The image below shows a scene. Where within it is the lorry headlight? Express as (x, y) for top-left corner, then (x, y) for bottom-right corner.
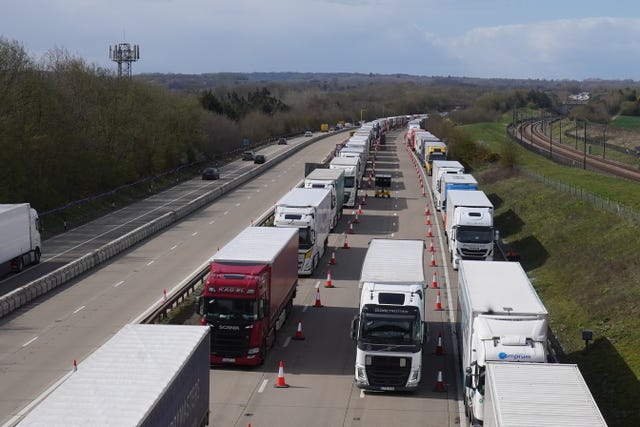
(356, 366), (368, 384)
(406, 369), (421, 387)
(247, 347), (260, 355)
(304, 250), (312, 259)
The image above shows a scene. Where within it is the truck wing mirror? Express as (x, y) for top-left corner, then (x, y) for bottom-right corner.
(194, 296), (203, 315)
(350, 315), (359, 341)
(464, 367), (474, 389)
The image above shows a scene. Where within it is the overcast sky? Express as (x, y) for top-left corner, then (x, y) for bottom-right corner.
(3, 0), (640, 80)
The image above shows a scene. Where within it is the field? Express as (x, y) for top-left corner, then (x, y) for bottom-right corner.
(466, 121), (640, 427)
(611, 115), (640, 130)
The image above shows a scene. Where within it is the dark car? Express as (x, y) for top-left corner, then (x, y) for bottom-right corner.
(242, 150), (255, 161)
(201, 167), (220, 180)
(253, 154), (266, 164)
(277, 137), (287, 145)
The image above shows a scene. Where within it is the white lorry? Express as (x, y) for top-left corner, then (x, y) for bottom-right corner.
(18, 324), (210, 426)
(330, 156), (360, 208)
(431, 160), (465, 208)
(304, 168), (345, 230)
(458, 260), (549, 426)
(438, 173), (478, 212)
(444, 190), (495, 270)
(339, 145), (367, 182)
(352, 239), (427, 391)
(484, 362), (607, 427)
(0, 203), (41, 271)
(274, 187), (332, 275)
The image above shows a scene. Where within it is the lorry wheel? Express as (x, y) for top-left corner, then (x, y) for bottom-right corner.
(34, 248), (41, 264)
(16, 257), (24, 272)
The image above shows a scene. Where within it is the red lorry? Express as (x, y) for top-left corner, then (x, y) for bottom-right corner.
(196, 226), (298, 366)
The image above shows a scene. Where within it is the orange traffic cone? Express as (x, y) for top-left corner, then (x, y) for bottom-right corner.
(429, 238), (435, 253)
(353, 212), (360, 224)
(73, 359), (77, 372)
(427, 225), (433, 237)
(325, 269), (334, 288)
(348, 222), (355, 234)
(430, 252), (437, 267)
(313, 288), (323, 308)
(434, 368), (446, 392)
(422, 187), (426, 197)
(292, 320), (305, 340)
(329, 249), (337, 265)
(274, 360), (290, 388)
(425, 205), (431, 216)
(435, 290), (443, 310)
(357, 204), (363, 215)
(432, 271), (438, 288)
(426, 216), (431, 226)
(435, 332), (444, 355)
(343, 233), (350, 249)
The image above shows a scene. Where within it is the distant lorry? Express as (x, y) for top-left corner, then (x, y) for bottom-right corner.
(197, 227), (298, 366)
(330, 156), (360, 208)
(438, 173), (478, 212)
(483, 362), (607, 427)
(352, 239), (427, 391)
(444, 190), (495, 269)
(321, 123), (329, 132)
(431, 160), (465, 207)
(304, 168), (345, 230)
(274, 188), (331, 275)
(423, 140), (447, 176)
(19, 324), (210, 426)
(0, 203), (41, 271)
(458, 260), (549, 426)
(339, 145), (367, 182)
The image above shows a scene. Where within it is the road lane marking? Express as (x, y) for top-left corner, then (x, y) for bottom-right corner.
(22, 337), (38, 347)
(257, 379), (268, 393)
(302, 304), (309, 313)
(73, 305), (86, 314)
(192, 232), (198, 237)
(209, 220), (215, 224)
(170, 245), (178, 250)
(114, 280), (124, 288)
(146, 260), (155, 266)
(283, 336), (291, 348)
(360, 389), (365, 398)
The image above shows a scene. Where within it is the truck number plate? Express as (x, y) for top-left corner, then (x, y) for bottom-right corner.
(381, 387), (395, 391)
(222, 358), (236, 363)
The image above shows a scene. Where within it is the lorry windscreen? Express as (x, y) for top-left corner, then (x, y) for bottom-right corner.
(457, 226), (493, 244)
(344, 176), (355, 188)
(360, 313), (421, 345)
(204, 297), (257, 321)
(429, 152), (447, 161)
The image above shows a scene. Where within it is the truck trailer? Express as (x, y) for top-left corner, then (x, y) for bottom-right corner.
(330, 156), (360, 208)
(484, 362), (607, 426)
(458, 260), (549, 426)
(438, 173), (478, 212)
(444, 190), (495, 270)
(18, 324), (210, 426)
(274, 188), (331, 275)
(197, 226), (298, 366)
(0, 203), (41, 272)
(352, 239), (427, 391)
(431, 160), (465, 205)
(304, 168), (345, 230)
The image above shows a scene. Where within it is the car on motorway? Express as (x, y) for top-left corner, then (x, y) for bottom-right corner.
(201, 167), (220, 180)
(253, 154), (266, 164)
(277, 137), (287, 145)
(242, 150), (255, 161)
(304, 131), (313, 137)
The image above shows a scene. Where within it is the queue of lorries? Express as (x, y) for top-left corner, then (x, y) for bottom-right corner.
(11, 115), (606, 426)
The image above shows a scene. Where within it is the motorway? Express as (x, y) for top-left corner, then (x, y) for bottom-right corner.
(1, 129), (465, 426)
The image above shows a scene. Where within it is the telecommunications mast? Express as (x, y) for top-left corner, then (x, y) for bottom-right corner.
(109, 43), (140, 78)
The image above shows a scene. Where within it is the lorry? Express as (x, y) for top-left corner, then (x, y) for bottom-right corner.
(431, 160), (465, 206)
(339, 145), (367, 182)
(274, 188), (331, 275)
(197, 226), (298, 366)
(483, 362), (607, 427)
(458, 260), (549, 426)
(351, 239), (427, 391)
(0, 203), (41, 272)
(444, 190), (495, 270)
(304, 168), (345, 230)
(330, 156), (360, 208)
(18, 324), (210, 426)
(438, 173), (478, 212)
(423, 139), (447, 176)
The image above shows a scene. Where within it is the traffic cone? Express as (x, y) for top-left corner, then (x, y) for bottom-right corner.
(435, 332), (444, 355)
(353, 212), (360, 224)
(274, 360), (290, 388)
(329, 249), (337, 265)
(313, 288), (323, 307)
(348, 222), (355, 234)
(292, 320), (305, 340)
(343, 233), (350, 249)
(73, 359), (77, 372)
(427, 225), (433, 237)
(425, 205), (431, 216)
(435, 290), (443, 310)
(163, 289), (167, 303)
(434, 368), (446, 392)
(325, 269), (334, 288)
(357, 204), (363, 215)
(429, 238), (435, 253)
(422, 187), (426, 197)
(426, 216), (431, 226)
(432, 271), (438, 288)
(430, 252), (437, 267)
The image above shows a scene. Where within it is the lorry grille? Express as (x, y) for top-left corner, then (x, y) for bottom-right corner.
(460, 248), (489, 258)
(366, 356), (410, 387)
(210, 329), (250, 357)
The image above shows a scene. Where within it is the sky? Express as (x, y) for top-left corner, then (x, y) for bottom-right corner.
(3, 0), (640, 80)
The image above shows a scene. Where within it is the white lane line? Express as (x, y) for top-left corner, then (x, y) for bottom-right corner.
(224, 210), (230, 215)
(146, 260), (155, 266)
(282, 336), (291, 348)
(170, 245), (178, 250)
(192, 232), (198, 237)
(302, 304), (309, 313)
(209, 220), (215, 225)
(22, 336), (38, 347)
(73, 305), (86, 314)
(257, 379), (269, 393)
(315, 281), (320, 289)
(114, 280), (124, 288)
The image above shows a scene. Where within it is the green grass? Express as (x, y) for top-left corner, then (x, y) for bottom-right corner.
(611, 115), (640, 130)
(465, 121), (640, 427)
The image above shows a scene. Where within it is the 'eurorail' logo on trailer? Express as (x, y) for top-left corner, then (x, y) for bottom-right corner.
(498, 352), (533, 361)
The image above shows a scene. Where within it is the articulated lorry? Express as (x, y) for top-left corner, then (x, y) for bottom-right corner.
(0, 203), (41, 272)
(274, 188), (331, 275)
(458, 260), (549, 426)
(431, 160), (464, 201)
(304, 168), (345, 230)
(19, 324), (210, 426)
(438, 173), (478, 212)
(352, 239), (427, 391)
(445, 190), (495, 270)
(330, 156), (360, 208)
(484, 362), (607, 427)
(339, 145), (367, 182)
(197, 226), (298, 366)
(424, 140), (447, 176)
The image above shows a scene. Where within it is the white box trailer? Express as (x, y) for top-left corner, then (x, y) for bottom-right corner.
(431, 160), (464, 203)
(484, 362), (607, 426)
(18, 324), (210, 426)
(0, 203), (41, 271)
(330, 156), (361, 208)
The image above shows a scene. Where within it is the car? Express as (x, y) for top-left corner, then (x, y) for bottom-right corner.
(253, 154), (266, 164)
(201, 167), (220, 180)
(242, 150), (255, 161)
(304, 131), (313, 137)
(277, 137), (287, 145)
